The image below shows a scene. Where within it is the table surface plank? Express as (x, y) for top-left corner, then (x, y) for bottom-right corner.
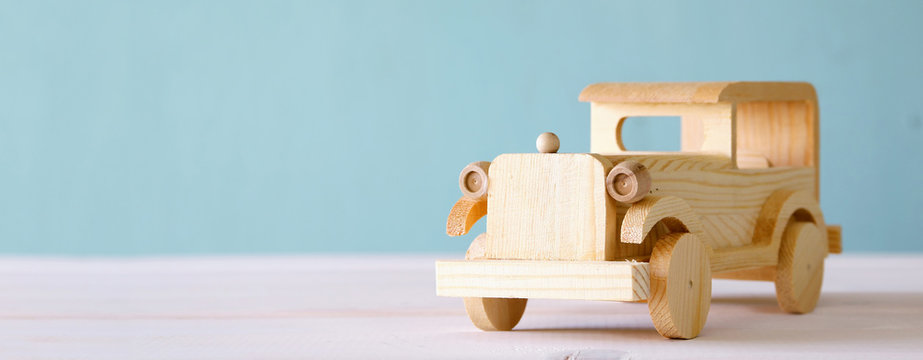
(0, 254), (921, 359)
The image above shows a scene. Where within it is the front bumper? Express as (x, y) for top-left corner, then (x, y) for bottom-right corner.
(435, 259), (650, 302)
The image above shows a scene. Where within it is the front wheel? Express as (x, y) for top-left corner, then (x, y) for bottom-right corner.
(648, 233), (712, 339)
(463, 297), (527, 331)
(775, 221), (826, 313)
(461, 235), (526, 331)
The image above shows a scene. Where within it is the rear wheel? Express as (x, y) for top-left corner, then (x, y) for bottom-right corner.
(775, 221), (826, 313)
(463, 297), (527, 331)
(648, 233), (711, 339)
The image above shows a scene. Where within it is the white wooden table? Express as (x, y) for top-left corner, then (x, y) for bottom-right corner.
(0, 254), (920, 359)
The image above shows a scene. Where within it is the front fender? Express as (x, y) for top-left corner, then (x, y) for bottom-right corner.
(446, 197), (487, 236)
(621, 196), (709, 247)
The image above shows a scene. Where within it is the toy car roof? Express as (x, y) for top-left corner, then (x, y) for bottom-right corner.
(578, 82), (816, 104)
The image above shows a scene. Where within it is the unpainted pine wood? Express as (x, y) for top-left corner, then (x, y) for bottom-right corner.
(485, 153), (615, 261)
(606, 202), (663, 260)
(601, 154), (733, 259)
(579, 82), (818, 105)
(681, 115), (706, 152)
(736, 150), (771, 169)
(736, 101), (819, 196)
(446, 197), (487, 236)
(483, 152), (740, 261)
(827, 225), (843, 254)
(714, 224), (842, 281)
(436, 260), (650, 301)
(599, 153), (734, 171)
(583, 81), (820, 198)
(459, 161), (491, 200)
(483, 151), (816, 264)
(613, 216), (670, 261)
(458, 81), (831, 275)
(605, 153), (815, 251)
(605, 160), (651, 203)
(713, 265), (776, 281)
(648, 233), (711, 339)
(591, 103), (734, 161)
(651, 166), (814, 250)
(775, 221), (826, 313)
(645, 166), (815, 219)
(466, 233), (488, 260)
(710, 190), (827, 273)
(535, 132), (560, 153)
(699, 214), (759, 250)
(620, 196), (708, 246)
(463, 297), (527, 331)
(619, 189), (826, 274)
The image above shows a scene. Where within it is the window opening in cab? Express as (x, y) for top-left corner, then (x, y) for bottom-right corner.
(618, 116), (681, 152)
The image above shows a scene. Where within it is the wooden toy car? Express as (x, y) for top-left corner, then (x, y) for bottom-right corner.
(435, 82), (842, 339)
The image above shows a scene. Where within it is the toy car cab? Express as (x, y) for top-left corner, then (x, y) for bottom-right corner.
(435, 82), (842, 339)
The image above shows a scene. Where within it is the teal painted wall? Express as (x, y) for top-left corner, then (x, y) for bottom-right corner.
(1, 0), (920, 254)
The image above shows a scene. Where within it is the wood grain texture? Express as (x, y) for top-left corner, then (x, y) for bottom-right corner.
(463, 297), (527, 331)
(585, 81), (821, 198)
(481, 151), (823, 271)
(620, 196), (707, 246)
(591, 103), (734, 159)
(605, 160), (651, 203)
(827, 225), (843, 254)
(648, 233), (711, 339)
(709, 190), (827, 273)
(737, 101), (815, 167)
(775, 222), (826, 313)
(465, 233), (488, 260)
(579, 82), (817, 105)
(459, 161), (491, 200)
(737, 101), (819, 194)
(736, 150), (771, 169)
(436, 260), (650, 301)
(599, 153), (734, 171)
(650, 166), (815, 249)
(603, 154), (815, 253)
(485, 153), (614, 261)
(713, 265), (776, 281)
(618, 188), (828, 275)
(446, 197), (487, 236)
(439, 82), (840, 339)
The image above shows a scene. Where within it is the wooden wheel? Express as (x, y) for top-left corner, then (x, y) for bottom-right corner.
(775, 221), (826, 314)
(463, 297), (527, 331)
(648, 233), (711, 339)
(462, 235), (527, 331)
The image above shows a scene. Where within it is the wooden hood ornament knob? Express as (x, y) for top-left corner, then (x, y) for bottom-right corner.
(536, 132), (560, 153)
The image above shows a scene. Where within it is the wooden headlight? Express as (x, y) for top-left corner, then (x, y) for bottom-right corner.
(606, 160), (651, 203)
(459, 161), (490, 200)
